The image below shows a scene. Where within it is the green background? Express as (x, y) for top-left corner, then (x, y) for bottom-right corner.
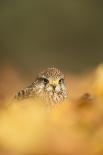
(0, 0), (103, 73)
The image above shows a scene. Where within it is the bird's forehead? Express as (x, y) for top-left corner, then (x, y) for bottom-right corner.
(38, 68), (64, 79)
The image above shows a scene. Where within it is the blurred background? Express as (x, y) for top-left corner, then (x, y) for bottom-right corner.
(1, 2), (103, 155)
(0, 0), (103, 74)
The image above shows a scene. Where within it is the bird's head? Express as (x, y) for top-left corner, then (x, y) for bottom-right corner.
(36, 67), (67, 103)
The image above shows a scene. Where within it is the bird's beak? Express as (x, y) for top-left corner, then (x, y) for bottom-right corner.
(49, 80), (58, 86)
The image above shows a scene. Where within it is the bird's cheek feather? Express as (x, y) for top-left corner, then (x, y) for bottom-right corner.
(46, 85), (52, 91)
(61, 84), (66, 90)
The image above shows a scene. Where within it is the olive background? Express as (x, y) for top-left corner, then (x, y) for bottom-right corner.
(0, 0), (103, 74)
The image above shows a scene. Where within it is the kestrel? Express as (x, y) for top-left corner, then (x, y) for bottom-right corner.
(15, 67), (68, 104)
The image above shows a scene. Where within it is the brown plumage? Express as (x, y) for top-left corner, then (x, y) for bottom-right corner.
(15, 67), (68, 104)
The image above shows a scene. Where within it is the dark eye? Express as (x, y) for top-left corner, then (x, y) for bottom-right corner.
(43, 78), (49, 84)
(59, 78), (64, 84)
(40, 78), (49, 84)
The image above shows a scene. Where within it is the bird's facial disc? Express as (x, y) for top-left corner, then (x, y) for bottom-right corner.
(40, 76), (66, 93)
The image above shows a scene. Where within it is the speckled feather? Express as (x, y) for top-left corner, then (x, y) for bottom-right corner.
(15, 67), (67, 104)
(38, 67), (64, 79)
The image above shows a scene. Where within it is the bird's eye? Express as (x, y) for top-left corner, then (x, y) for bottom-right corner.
(42, 78), (49, 84)
(59, 78), (64, 84)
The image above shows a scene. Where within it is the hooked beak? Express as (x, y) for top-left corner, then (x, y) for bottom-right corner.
(49, 79), (58, 86)
(49, 80), (59, 90)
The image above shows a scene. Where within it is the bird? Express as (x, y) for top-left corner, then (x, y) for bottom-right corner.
(15, 67), (68, 104)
